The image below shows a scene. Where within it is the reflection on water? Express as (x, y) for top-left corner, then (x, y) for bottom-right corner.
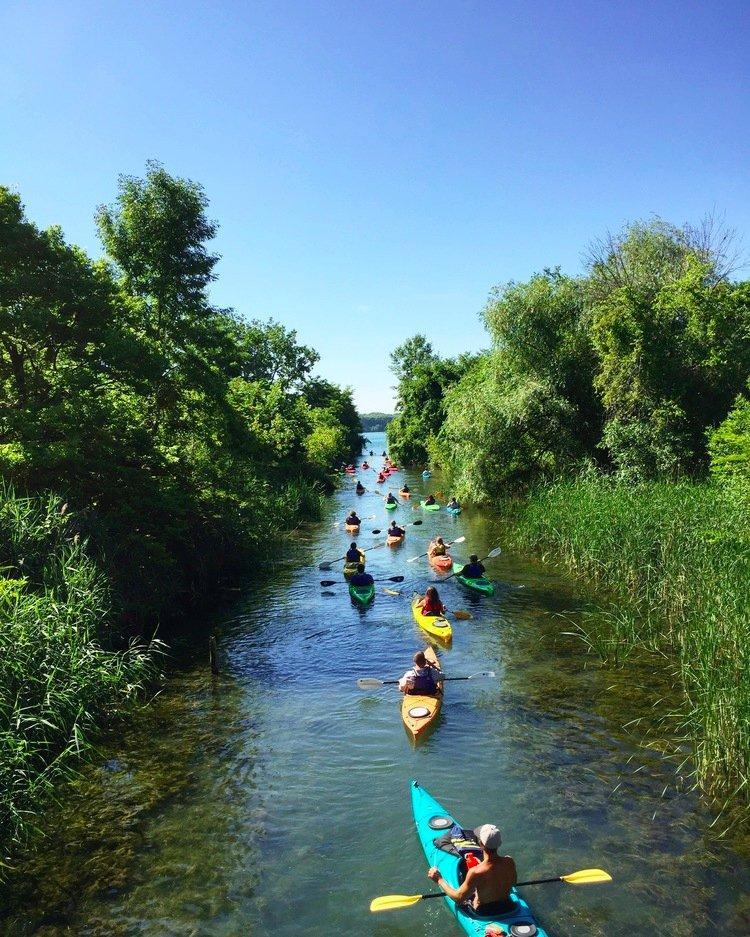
(2, 434), (750, 936)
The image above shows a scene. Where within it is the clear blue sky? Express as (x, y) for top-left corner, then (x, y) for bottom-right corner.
(2, 1), (748, 411)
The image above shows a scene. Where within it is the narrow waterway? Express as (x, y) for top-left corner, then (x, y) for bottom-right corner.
(3, 433), (749, 936)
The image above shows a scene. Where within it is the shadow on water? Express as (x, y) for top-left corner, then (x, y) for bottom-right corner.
(2, 433), (750, 935)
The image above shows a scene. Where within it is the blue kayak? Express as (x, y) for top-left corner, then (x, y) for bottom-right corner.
(446, 505), (462, 515)
(422, 470), (432, 478)
(410, 780), (549, 936)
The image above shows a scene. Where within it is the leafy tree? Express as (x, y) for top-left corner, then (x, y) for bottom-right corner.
(708, 384), (750, 483)
(591, 257), (750, 477)
(389, 334), (436, 386)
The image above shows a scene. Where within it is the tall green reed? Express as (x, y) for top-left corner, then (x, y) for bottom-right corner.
(0, 486), (160, 855)
(503, 476), (750, 807)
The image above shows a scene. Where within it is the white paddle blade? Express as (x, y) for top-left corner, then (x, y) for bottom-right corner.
(468, 670), (496, 680)
(357, 678), (385, 689)
(407, 555), (421, 563)
(451, 536), (466, 544)
(487, 546), (502, 558)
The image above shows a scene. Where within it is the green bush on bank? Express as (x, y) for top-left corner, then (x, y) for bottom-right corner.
(0, 486), (160, 849)
(503, 475), (750, 802)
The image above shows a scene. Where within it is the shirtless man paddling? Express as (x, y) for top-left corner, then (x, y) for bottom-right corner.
(427, 824), (517, 917)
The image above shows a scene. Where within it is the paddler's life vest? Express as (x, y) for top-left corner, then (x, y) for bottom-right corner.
(407, 665), (440, 693)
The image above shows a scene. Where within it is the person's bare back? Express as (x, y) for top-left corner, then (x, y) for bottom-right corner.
(468, 854), (517, 909)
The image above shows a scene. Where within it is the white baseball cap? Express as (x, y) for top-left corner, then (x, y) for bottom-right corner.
(477, 824), (502, 849)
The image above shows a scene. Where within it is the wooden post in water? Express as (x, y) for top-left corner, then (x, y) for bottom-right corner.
(209, 635), (220, 675)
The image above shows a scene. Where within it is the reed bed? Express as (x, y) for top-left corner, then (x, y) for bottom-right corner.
(504, 476), (750, 805)
(0, 487), (159, 853)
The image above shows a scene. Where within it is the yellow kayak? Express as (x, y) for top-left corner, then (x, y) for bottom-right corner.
(401, 646), (443, 741)
(386, 534), (405, 547)
(411, 594), (452, 642)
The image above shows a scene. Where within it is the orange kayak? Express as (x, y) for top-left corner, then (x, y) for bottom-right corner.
(386, 534), (405, 547)
(401, 646), (443, 741)
(429, 553), (453, 572)
(345, 523), (360, 533)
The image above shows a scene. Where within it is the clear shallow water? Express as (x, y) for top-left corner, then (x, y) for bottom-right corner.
(3, 433), (750, 935)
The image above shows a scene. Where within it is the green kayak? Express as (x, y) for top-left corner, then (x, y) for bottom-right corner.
(411, 780), (549, 936)
(349, 582), (375, 605)
(385, 500), (398, 510)
(455, 573), (495, 596)
(420, 500), (441, 511)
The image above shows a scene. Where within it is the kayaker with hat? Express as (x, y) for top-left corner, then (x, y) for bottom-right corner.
(349, 563), (373, 587)
(428, 824), (517, 917)
(398, 650), (442, 695)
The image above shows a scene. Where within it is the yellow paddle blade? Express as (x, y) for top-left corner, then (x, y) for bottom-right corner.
(452, 610), (473, 620)
(561, 868), (612, 885)
(370, 894), (423, 912)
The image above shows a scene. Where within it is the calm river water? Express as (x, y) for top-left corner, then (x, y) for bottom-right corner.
(3, 432), (749, 935)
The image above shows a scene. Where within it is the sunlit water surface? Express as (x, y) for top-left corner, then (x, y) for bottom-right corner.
(3, 434), (749, 935)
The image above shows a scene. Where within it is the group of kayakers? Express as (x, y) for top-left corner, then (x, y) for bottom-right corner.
(342, 456), (517, 922)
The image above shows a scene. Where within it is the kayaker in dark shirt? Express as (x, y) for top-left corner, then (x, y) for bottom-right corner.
(385, 492), (397, 504)
(355, 483), (365, 494)
(458, 554), (485, 579)
(346, 511), (361, 526)
(400, 484), (410, 494)
(447, 497), (460, 510)
(425, 494), (436, 505)
(428, 825), (517, 917)
(388, 521), (405, 538)
(398, 651), (441, 694)
(346, 543), (364, 563)
(349, 564), (373, 586)
(381, 451), (387, 456)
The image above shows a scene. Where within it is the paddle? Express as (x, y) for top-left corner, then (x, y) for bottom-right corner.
(407, 536), (465, 564)
(357, 669), (495, 689)
(369, 869), (612, 913)
(443, 545), (503, 581)
(320, 575), (405, 587)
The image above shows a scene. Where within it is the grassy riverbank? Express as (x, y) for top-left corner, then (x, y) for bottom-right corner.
(501, 476), (750, 804)
(0, 487), (160, 853)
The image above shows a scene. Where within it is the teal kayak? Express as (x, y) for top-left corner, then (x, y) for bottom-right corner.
(349, 583), (375, 605)
(422, 470), (432, 478)
(385, 500), (398, 511)
(420, 500), (441, 511)
(446, 505), (462, 515)
(410, 780), (549, 936)
(455, 573), (495, 596)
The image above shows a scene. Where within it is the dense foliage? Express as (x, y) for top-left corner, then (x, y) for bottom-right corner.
(387, 218), (750, 804)
(387, 334), (477, 465)
(0, 164), (361, 623)
(0, 164), (360, 850)
(393, 220), (750, 497)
